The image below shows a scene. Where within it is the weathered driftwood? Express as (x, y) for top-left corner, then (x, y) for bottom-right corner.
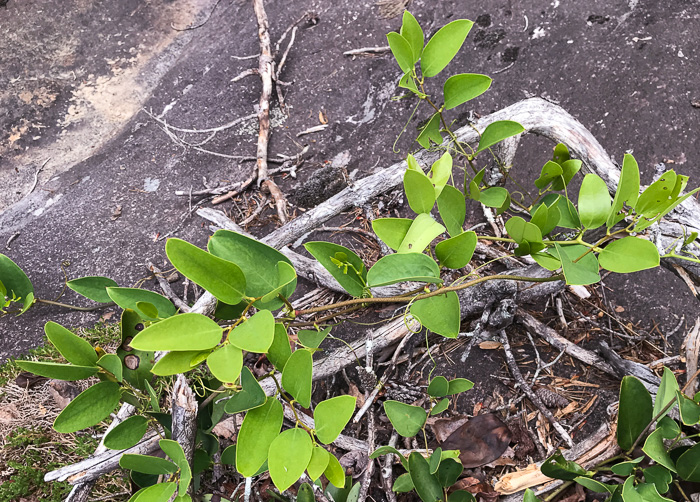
(171, 374), (198, 471)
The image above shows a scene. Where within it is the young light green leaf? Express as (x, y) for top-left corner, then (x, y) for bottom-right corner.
(120, 454), (178, 475)
(384, 400), (427, 437)
(427, 376), (449, 397)
(54, 381), (122, 433)
(505, 216), (543, 245)
(166, 238), (246, 305)
(106, 287), (176, 320)
(97, 353), (123, 382)
(479, 187), (511, 214)
(416, 113), (442, 148)
(66, 276), (118, 303)
(443, 73), (491, 109)
(607, 153), (640, 227)
(617, 375), (653, 450)
(578, 174), (611, 229)
(550, 159), (582, 191)
(307, 446), (330, 481)
(129, 482), (177, 502)
(206, 344), (243, 383)
(397, 213), (445, 254)
(436, 230), (476, 269)
(372, 218), (413, 251)
(475, 120), (525, 154)
(653, 367), (679, 420)
(532, 251), (561, 271)
(104, 416), (149, 450)
(387, 32), (414, 73)
(267, 323), (292, 372)
(554, 243), (601, 286)
(408, 452), (445, 502)
(678, 391), (700, 426)
(428, 152), (452, 198)
(224, 366), (266, 414)
(541, 194), (581, 229)
(324, 453), (346, 488)
(552, 143), (571, 165)
(305, 242), (367, 297)
(268, 428), (313, 492)
(228, 310), (274, 353)
(598, 237), (659, 274)
(404, 169), (436, 214)
(678, 443), (700, 481)
(534, 161), (563, 190)
(421, 19), (474, 77)
(642, 428), (677, 472)
(367, 253), (441, 287)
(431, 398), (449, 415)
(314, 395), (357, 444)
(282, 349), (313, 408)
(410, 291), (460, 338)
(0, 253), (34, 312)
(298, 326), (332, 349)
(15, 360), (98, 381)
(236, 397), (283, 477)
(135, 302), (159, 320)
(437, 185), (466, 237)
(45, 321), (98, 366)
(151, 350), (206, 376)
(634, 170), (677, 217)
(400, 11), (424, 61)
(530, 197), (561, 236)
(260, 261), (297, 303)
(130, 313), (222, 351)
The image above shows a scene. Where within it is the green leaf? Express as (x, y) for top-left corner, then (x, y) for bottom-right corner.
(207, 344), (243, 383)
(387, 32), (414, 73)
(214, 300), (246, 321)
(657, 416), (680, 439)
(393, 472), (415, 493)
(635, 483), (674, 502)
(221, 445), (236, 467)
(532, 251), (561, 271)
(282, 349), (313, 408)
(314, 395), (356, 444)
(269, 428), (313, 492)
(0, 253), (34, 312)
(430, 398), (449, 415)
(436, 231), (476, 270)
(540, 451), (587, 481)
(104, 416), (149, 450)
(634, 170), (677, 217)
(643, 465), (672, 493)
(54, 381), (122, 433)
(370, 446), (408, 470)
(129, 482), (177, 502)
(435, 457), (462, 487)
(642, 428), (676, 472)
(228, 310), (274, 353)
(208, 230), (296, 311)
(367, 253), (441, 287)
(678, 391), (700, 425)
(505, 216), (543, 245)
(307, 446), (330, 481)
(224, 367), (266, 414)
(15, 360), (98, 381)
(534, 161), (563, 190)
(384, 400), (427, 437)
(120, 454), (178, 475)
(260, 261), (297, 303)
(151, 351), (206, 376)
(410, 291), (460, 338)
(421, 19), (473, 77)
(268, 323), (292, 372)
(398, 213), (445, 254)
(324, 453), (346, 488)
(530, 199), (560, 236)
(522, 489), (541, 502)
(130, 313), (222, 352)
(621, 476), (643, 502)
(551, 159), (582, 191)
(106, 287), (176, 321)
(574, 477), (615, 494)
(66, 276), (118, 303)
(408, 451), (444, 502)
(578, 174), (611, 229)
(97, 353), (123, 382)
(298, 326), (332, 349)
(443, 73), (491, 109)
(405, 169), (437, 214)
(678, 443), (700, 481)
(428, 152), (452, 198)
(372, 218), (413, 251)
(475, 120), (525, 154)
(237, 397), (283, 477)
(541, 194), (581, 229)
(427, 376), (449, 397)
(607, 153), (640, 227)
(617, 375), (653, 450)
(554, 243), (601, 286)
(653, 368), (679, 420)
(634, 186), (700, 233)
(400, 11), (424, 62)
(159, 439), (186, 465)
(45, 321), (98, 366)
(135, 302), (159, 320)
(552, 143), (571, 165)
(437, 185), (466, 237)
(416, 113), (442, 149)
(305, 242), (367, 298)
(479, 187), (511, 214)
(165, 238), (246, 305)
(611, 456), (644, 476)
(598, 237), (660, 274)
(297, 483), (315, 502)
(447, 378), (474, 394)
(448, 491), (476, 502)
(118, 310), (155, 389)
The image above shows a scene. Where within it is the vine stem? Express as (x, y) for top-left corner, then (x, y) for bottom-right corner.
(36, 298), (115, 311)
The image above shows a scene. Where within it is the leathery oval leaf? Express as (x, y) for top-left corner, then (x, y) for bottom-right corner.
(443, 73), (491, 109)
(372, 218), (413, 251)
(598, 237), (659, 274)
(408, 451), (444, 502)
(324, 453), (346, 488)
(0, 253), (34, 311)
(119, 454), (178, 475)
(15, 360), (98, 381)
(228, 310), (274, 353)
(400, 11), (423, 62)
(304, 241), (367, 298)
(578, 173), (611, 229)
(224, 366), (266, 414)
(314, 395), (357, 444)
(106, 287), (176, 320)
(129, 481), (177, 502)
(437, 185), (466, 237)
(236, 397), (283, 477)
(607, 153), (640, 227)
(617, 375), (653, 450)
(397, 213), (445, 254)
(383, 400), (427, 437)
(45, 321), (98, 366)
(367, 253), (441, 287)
(554, 243), (601, 286)
(282, 349), (313, 408)
(678, 443), (700, 481)
(104, 416), (149, 450)
(206, 344), (243, 383)
(267, 323), (292, 372)
(475, 120), (525, 154)
(387, 32), (414, 73)
(307, 446), (330, 481)
(410, 291), (461, 338)
(268, 428), (313, 492)
(436, 231), (476, 269)
(54, 381), (122, 433)
(404, 169), (437, 214)
(421, 19), (474, 77)
(66, 276), (118, 303)
(130, 313), (223, 352)
(151, 350), (207, 376)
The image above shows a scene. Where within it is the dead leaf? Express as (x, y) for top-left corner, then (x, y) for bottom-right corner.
(111, 204), (123, 220)
(440, 414), (512, 468)
(429, 415), (470, 443)
(346, 381), (365, 408)
(615, 305), (625, 313)
(319, 110), (328, 124)
(48, 380), (80, 410)
(339, 450), (368, 478)
(15, 371), (48, 389)
(99, 311), (116, 322)
(479, 341), (502, 350)
(558, 483), (586, 502)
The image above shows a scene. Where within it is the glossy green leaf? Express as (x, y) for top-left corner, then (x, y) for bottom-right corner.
(678, 390), (700, 425)
(387, 32), (414, 73)
(384, 400), (427, 437)
(416, 113), (442, 148)
(617, 375), (653, 450)
(532, 251), (561, 271)
(554, 243), (601, 286)
(0, 253), (34, 312)
(298, 326), (332, 349)
(634, 186), (700, 232)
(534, 161), (563, 190)
(135, 302), (159, 320)
(260, 261), (297, 303)
(431, 398), (450, 415)
(45, 321), (98, 366)
(372, 218), (413, 251)
(370, 446), (408, 470)
(314, 395), (356, 444)
(657, 416), (680, 439)
(421, 19), (473, 77)
(436, 230), (476, 269)
(635, 483), (674, 502)
(129, 482), (177, 502)
(107, 287), (176, 320)
(449, 491), (476, 502)
(678, 443), (700, 481)
(522, 489), (541, 502)
(324, 453), (346, 488)
(479, 187), (511, 214)
(599, 237), (659, 273)
(408, 451), (444, 502)
(621, 475), (643, 502)
(578, 174), (611, 229)
(159, 438), (186, 465)
(404, 169), (437, 214)
(66, 276), (118, 303)
(130, 313), (222, 352)
(443, 73), (491, 109)
(643, 465), (673, 493)
(151, 350), (205, 376)
(221, 445), (236, 467)
(206, 344), (243, 383)
(307, 446), (330, 481)
(393, 472), (414, 493)
(611, 456), (643, 476)
(367, 253), (441, 287)
(540, 451), (587, 481)
(104, 416), (149, 450)
(120, 454), (178, 475)
(550, 159), (582, 191)
(118, 309), (155, 389)
(224, 367), (266, 414)
(607, 153), (640, 227)
(228, 310), (274, 353)
(428, 152), (452, 198)
(144, 382), (160, 413)
(400, 11), (423, 62)
(427, 376), (449, 397)
(542, 194), (581, 229)
(436, 457), (462, 487)
(642, 428), (676, 472)
(552, 143), (571, 165)
(297, 483), (315, 502)
(305, 242), (367, 298)
(397, 213), (445, 254)
(475, 120), (525, 154)
(574, 476), (615, 494)
(437, 185), (466, 237)
(410, 291), (460, 338)
(635, 170), (677, 217)
(97, 353), (123, 382)
(269, 428), (313, 492)
(447, 378), (474, 394)
(268, 323), (292, 372)
(505, 216), (543, 245)
(530, 199), (560, 236)
(653, 367), (679, 420)
(54, 381), (122, 433)
(15, 360), (98, 381)
(237, 397), (283, 477)
(282, 349), (313, 408)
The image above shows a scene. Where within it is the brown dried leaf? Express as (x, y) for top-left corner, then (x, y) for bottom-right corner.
(429, 415), (470, 443)
(15, 371), (48, 389)
(479, 341), (502, 350)
(440, 414), (512, 468)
